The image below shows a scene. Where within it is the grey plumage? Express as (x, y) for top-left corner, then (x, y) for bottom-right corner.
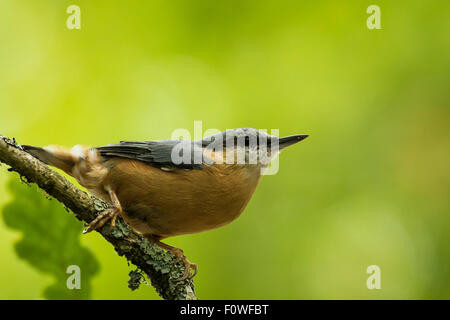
(96, 140), (205, 170)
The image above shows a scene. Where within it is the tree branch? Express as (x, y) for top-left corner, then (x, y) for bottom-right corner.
(0, 135), (197, 300)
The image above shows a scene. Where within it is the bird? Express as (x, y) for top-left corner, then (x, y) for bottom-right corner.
(22, 128), (308, 280)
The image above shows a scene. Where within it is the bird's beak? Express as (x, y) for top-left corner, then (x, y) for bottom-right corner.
(277, 134), (308, 150)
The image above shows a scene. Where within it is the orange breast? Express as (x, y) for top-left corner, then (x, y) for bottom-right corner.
(102, 159), (262, 239)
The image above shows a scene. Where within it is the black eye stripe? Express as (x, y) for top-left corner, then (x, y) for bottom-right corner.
(229, 136), (272, 147)
(204, 135), (273, 148)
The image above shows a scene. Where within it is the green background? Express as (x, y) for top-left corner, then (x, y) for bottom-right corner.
(0, 0), (449, 299)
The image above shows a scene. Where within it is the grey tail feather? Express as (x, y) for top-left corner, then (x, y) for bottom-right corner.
(21, 144), (77, 175)
(22, 145), (44, 152)
(21, 145), (52, 165)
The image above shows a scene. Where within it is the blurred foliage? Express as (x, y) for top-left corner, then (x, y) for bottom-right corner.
(0, 0), (449, 299)
(2, 178), (99, 299)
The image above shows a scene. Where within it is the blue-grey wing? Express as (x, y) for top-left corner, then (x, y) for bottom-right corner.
(95, 140), (205, 170)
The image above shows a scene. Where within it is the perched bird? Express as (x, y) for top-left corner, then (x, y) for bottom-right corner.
(22, 128), (308, 279)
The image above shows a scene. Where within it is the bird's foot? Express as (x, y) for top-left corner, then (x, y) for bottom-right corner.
(170, 247), (198, 281)
(151, 239), (198, 281)
(83, 206), (120, 234)
(84, 187), (122, 234)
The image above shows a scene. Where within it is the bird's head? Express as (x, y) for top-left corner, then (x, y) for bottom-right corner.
(200, 128), (308, 168)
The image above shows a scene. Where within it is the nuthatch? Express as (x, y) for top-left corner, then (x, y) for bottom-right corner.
(23, 128), (308, 279)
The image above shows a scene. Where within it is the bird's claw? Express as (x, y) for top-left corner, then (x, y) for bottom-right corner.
(83, 207), (119, 234)
(177, 261), (198, 281)
(170, 248), (198, 281)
